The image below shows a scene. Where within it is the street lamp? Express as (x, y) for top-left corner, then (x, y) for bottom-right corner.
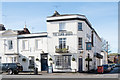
(86, 42), (92, 72)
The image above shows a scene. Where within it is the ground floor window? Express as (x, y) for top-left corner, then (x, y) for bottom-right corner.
(6, 57), (17, 63)
(29, 56), (35, 68)
(55, 55), (71, 69)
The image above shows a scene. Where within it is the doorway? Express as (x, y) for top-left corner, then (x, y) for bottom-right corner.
(41, 54), (48, 71)
(78, 58), (83, 72)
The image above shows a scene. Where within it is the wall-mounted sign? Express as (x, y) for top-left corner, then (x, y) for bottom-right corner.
(53, 31), (73, 36)
(86, 42), (92, 50)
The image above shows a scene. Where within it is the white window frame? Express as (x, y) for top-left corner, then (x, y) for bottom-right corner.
(59, 22), (66, 31)
(8, 40), (13, 50)
(59, 38), (66, 49)
(55, 55), (71, 69)
(35, 39), (43, 50)
(22, 40), (29, 51)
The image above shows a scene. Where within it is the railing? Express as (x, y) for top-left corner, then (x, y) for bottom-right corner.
(55, 46), (69, 53)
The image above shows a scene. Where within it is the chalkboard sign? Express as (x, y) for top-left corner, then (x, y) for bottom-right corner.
(86, 42), (92, 50)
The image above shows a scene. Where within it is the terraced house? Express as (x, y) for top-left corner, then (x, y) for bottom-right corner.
(0, 11), (107, 72)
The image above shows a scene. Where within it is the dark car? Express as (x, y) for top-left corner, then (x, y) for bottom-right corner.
(102, 64), (111, 72)
(109, 64), (114, 70)
(115, 64), (120, 67)
(2, 63), (23, 74)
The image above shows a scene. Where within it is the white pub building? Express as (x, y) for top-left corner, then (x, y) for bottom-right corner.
(0, 11), (107, 72)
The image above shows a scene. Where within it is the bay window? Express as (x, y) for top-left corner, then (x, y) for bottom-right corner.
(55, 55), (71, 69)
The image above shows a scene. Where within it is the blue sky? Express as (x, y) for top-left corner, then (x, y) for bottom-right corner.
(2, 2), (118, 53)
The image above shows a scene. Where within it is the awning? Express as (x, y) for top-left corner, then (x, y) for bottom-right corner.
(95, 53), (103, 59)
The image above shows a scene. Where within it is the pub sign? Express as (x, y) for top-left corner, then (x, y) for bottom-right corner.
(86, 42), (92, 50)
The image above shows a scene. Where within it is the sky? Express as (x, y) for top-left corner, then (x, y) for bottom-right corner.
(2, 2), (118, 53)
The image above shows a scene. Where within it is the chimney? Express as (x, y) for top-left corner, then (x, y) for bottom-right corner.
(23, 28), (30, 34)
(0, 24), (6, 31)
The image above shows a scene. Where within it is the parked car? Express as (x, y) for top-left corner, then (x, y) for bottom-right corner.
(115, 64), (120, 67)
(2, 63), (23, 74)
(102, 64), (111, 72)
(112, 64), (116, 68)
(109, 64), (114, 70)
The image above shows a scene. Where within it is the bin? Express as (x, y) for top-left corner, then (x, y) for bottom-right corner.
(48, 66), (53, 73)
(34, 67), (38, 75)
(97, 66), (104, 73)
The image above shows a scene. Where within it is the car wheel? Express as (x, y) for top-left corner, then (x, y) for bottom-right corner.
(8, 69), (13, 75)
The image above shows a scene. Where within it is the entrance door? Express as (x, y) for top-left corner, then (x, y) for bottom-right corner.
(78, 58), (82, 72)
(41, 54), (48, 71)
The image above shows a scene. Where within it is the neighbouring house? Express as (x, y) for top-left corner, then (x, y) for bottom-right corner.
(108, 53), (119, 64)
(0, 11), (108, 72)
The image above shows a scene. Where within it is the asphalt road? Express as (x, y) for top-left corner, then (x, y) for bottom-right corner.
(1, 67), (120, 80)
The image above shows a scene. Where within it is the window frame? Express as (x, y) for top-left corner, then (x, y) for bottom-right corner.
(59, 38), (66, 49)
(35, 39), (43, 50)
(22, 40), (29, 51)
(78, 22), (82, 31)
(78, 37), (83, 50)
(8, 40), (13, 50)
(55, 55), (71, 69)
(59, 22), (66, 31)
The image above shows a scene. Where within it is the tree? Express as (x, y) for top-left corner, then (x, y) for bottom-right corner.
(101, 38), (111, 53)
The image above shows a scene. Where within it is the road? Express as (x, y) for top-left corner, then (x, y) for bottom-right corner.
(1, 67), (120, 80)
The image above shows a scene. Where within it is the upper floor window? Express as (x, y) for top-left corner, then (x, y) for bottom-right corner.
(59, 23), (66, 31)
(36, 39), (42, 50)
(23, 40), (29, 50)
(8, 40), (13, 50)
(78, 38), (82, 50)
(78, 23), (82, 31)
(59, 38), (66, 49)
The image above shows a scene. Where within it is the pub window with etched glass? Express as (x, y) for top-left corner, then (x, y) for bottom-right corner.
(8, 40), (13, 50)
(78, 38), (83, 50)
(78, 23), (82, 31)
(59, 38), (66, 49)
(55, 55), (71, 69)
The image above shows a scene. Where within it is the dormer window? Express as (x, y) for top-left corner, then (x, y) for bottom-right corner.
(78, 23), (82, 31)
(59, 23), (66, 31)
(8, 40), (13, 50)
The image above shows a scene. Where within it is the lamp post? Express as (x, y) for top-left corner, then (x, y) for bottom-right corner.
(86, 42), (92, 72)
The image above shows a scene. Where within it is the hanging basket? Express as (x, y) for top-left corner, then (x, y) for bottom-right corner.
(36, 58), (39, 61)
(49, 58), (53, 61)
(22, 58), (26, 62)
(72, 58), (76, 61)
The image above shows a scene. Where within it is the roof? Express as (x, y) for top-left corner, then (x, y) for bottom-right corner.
(14, 28), (30, 35)
(47, 11), (101, 41)
(47, 11), (85, 18)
